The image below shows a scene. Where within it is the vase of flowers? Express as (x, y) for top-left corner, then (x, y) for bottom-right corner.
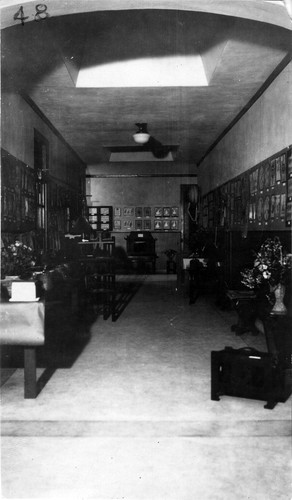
(1, 240), (36, 279)
(241, 237), (291, 315)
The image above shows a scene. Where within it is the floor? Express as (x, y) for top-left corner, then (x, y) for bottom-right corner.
(1, 275), (291, 499)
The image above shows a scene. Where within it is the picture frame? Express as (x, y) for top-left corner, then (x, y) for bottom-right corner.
(280, 194), (286, 218)
(275, 194), (281, 218)
(287, 178), (292, 200)
(264, 162), (270, 190)
(114, 207), (121, 217)
(286, 200), (292, 225)
(270, 195), (276, 218)
(144, 207), (151, 218)
(123, 219), (133, 229)
(163, 207), (171, 217)
(253, 169), (258, 193)
(154, 207), (163, 217)
(257, 197), (263, 221)
(258, 165), (265, 191)
(263, 195), (270, 222)
(171, 206), (179, 217)
(171, 219), (178, 230)
(249, 202), (253, 221)
(163, 219), (170, 230)
(154, 219), (162, 230)
(275, 157), (281, 182)
(280, 154), (287, 182)
(123, 207), (134, 217)
(135, 219), (143, 230)
(270, 159), (276, 187)
(144, 219), (151, 230)
(249, 173), (254, 194)
(135, 207), (143, 218)
(288, 149), (292, 178)
(114, 219), (121, 230)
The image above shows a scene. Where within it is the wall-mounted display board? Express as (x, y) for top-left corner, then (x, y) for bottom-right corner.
(47, 180), (79, 251)
(112, 206), (180, 232)
(202, 145), (292, 232)
(87, 206), (113, 231)
(1, 149), (36, 232)
(1, 147), (82, 252)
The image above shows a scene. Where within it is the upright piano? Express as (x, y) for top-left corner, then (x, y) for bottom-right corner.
(125, 232), (157, 273)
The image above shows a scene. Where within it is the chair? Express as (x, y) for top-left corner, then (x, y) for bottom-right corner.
(81, 236), (116, 320)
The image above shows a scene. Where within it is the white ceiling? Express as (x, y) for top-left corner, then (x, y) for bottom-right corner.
(1, 1), (292, 166)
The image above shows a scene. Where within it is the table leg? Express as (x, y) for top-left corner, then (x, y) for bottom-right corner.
(24, 347), (37, 398)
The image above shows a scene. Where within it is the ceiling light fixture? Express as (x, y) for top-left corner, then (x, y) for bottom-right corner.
(133, 123), (150, 144)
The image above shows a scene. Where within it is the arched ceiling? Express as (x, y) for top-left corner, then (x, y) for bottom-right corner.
(1, 2), (292, 166)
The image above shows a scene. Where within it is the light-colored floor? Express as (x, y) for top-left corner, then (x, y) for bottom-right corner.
(1, 275), (291, 499)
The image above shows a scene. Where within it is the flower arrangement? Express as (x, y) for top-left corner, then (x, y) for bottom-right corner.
(1, 240), (36, 278)
(241, 237), (291, 290)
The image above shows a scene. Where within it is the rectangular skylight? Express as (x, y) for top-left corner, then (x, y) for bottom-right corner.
(76, 55), (208, 87)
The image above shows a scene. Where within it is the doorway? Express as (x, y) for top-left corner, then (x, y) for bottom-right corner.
(180, 184), (199, 255)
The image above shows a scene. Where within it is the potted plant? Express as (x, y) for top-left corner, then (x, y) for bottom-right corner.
(1, 240), (36, 279)
(241, 237), (291, 315)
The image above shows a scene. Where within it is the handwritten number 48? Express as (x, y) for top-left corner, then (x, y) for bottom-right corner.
(13, 4), (49, 25)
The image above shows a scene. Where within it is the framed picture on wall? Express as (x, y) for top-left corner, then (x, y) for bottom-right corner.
(249, 202), (253, 221)
(163, 219), (170, 230)
(154, 219), (162, 230)
(144, 207), (151, 218)
(144, 219), (151, 230)
(275, 194), (281, 218)
(258, 165), (265, 191)
(114, 219), (121, 230)
(270, 195), (276, 218)
(280, 194), (286, 218)
(135, 207), (143, 218)
(286, 200), (292, 226)
(171, 207), (179, 217)
(171, 219), (178, 230)
(249, 173), (254, 194)
(287, 178), (292, 200)
(154, 207), (163, 217)
(114, 207), (121, 217)
(135, 219), (143, 230)
(270, 160), (276, 187)
(123, 207), (134, 217)
(253, 169), (258, 193)
(288, 149), (292, 178)
(275, 157), (281, 183)
(263, 195), (270, 222)
(163, 207), (171, 217)
(257, 197), (263, 222)
(280, 154), (287, 182)
(123, 219), (133, 229)
(264, 162), (270, 190)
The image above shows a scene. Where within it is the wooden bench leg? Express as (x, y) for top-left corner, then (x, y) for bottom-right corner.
(24, 347), (37, 399)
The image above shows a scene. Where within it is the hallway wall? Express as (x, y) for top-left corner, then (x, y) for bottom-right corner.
(1, 92), (85, 185)
(198, 61), (292, 195)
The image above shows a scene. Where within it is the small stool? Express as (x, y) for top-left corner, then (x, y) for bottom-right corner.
(166, 261), (177, 274)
